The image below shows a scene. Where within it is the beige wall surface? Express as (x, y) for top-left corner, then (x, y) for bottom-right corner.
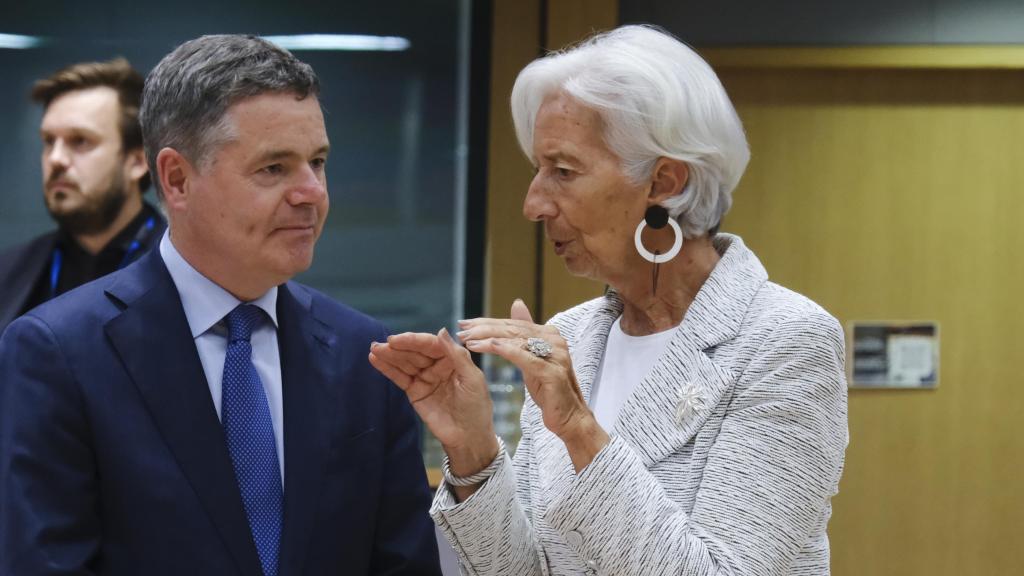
(536, 0), (619, 320)
(716, 65), (1024, 575)
(487, 0), (618, 322)
(484, 0), (543, 319)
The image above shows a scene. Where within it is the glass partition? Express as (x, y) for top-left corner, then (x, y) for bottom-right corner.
(0, 0), (479, 335)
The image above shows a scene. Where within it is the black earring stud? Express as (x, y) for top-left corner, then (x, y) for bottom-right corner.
(645, 205), (669, 229)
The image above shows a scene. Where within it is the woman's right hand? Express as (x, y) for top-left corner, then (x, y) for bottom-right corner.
(369, 329), (499, 479)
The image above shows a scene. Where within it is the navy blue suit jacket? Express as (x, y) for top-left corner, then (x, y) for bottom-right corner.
(0, 248), (441, 575)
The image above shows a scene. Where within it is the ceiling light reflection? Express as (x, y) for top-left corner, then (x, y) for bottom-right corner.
(264, 34), (410, 52)
(0, 33), (46, 49)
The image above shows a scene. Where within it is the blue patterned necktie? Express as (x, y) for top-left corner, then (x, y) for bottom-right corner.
(222, 304), (283, 576)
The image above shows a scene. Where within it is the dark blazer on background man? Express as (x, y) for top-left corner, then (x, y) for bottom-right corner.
(0, 232), (56, 331)
(0, 208), (166, 333)
(0, 247), (441, 575)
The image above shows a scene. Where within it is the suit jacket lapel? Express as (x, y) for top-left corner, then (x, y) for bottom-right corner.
(613, 334), (735, 467)
(576, 234), (769, 467)
(276, 282), (332, 576)
(568, 291), (622, 405)
(103, 250), (265, 576)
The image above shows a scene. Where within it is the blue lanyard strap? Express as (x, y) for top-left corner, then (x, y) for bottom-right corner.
(48, 248), (63, 299)
(119, 216), (157, 268)
(49, 216), (157, 299)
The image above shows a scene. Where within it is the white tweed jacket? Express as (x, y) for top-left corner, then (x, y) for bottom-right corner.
(432, 233), (848, 576)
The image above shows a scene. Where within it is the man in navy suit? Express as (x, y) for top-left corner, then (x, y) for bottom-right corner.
(0, 35), (441, 576)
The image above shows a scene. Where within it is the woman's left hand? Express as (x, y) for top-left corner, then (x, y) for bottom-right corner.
(458, 300), (610, 471)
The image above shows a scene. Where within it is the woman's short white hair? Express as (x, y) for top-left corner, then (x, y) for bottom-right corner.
(510, 24), (749, 238)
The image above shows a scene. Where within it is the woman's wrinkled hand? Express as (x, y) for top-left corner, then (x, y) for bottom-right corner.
(457, 300), (599, 448)
(368, 329), (498, 477)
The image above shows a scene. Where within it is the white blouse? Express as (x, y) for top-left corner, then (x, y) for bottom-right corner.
(590, 317), (676, 431)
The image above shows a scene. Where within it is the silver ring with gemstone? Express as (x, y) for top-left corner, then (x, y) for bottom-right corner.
(524, 337), (553, 359)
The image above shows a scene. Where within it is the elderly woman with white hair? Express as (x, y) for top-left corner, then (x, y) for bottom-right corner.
(370, 24), (848, 576)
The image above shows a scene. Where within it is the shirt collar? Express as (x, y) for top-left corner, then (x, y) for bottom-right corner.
(159, 231), (278, 338)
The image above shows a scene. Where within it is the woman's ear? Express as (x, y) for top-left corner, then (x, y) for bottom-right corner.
(648, 157), (689, 204)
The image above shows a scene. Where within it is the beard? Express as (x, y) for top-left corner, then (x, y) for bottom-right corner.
(45, 168), (129, 236)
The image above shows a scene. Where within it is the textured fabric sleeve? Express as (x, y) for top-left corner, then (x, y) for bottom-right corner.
(428, 306), (592, 576)
(430, 426), (545, 576)
(0, 314), (101, 575)
(543, 311), (848, 575)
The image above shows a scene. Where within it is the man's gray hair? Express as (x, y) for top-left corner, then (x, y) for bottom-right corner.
(511, 25), (750, 238)
(140, 34), (320, 198)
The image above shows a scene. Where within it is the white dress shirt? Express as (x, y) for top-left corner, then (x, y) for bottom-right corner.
(159, 232), (285, 484)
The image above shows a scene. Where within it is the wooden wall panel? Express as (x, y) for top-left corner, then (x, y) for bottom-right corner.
(537, 0), (619, 320)
(716, 67), (1024, 575)
(485, 0), (543, 318)
(485, 0), (618, 321)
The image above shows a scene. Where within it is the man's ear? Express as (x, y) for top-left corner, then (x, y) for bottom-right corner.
(648, 157), (689, 204)
(156, 148), (193, 212)
(124, 148), (149, 186)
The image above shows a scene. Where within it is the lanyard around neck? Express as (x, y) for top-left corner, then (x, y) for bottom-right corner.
(49, 216), (157, 299)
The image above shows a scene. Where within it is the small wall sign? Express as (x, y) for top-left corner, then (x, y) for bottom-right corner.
(849, 322), (939, 389)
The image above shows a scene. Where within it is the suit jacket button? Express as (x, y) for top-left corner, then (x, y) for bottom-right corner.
(565, 529), (583, 549)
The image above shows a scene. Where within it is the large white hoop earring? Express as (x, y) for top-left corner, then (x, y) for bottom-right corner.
(634, 217), (683, 263)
